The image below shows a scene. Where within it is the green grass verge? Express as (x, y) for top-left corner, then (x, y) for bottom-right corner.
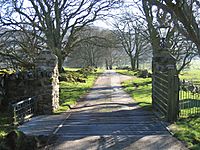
(115, 69), (137, 76)
(121, 76), (152, 110)
(117, 69), (200, 149)
(169, 117), (200, 150)
(116, 68), (152, 110)
(55, 69), (103, 113)
(64, 67), (80, 72)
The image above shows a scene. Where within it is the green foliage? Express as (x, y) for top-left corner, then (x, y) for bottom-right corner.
(59, 71), (86, 82)
(0, 130), (45, 150)
(64, 68), (80, 71)
(0, 69), (15, 75)
(59, 67), (97, 82)
(56, 68), (103, 113)
(116, 69), (151, 78)
(0, 111), (15, 140)
(170, 117), (200, 150)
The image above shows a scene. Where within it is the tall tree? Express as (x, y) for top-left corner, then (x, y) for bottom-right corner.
(113, 12), (151, 70)
(141, 0), (198, 73)
(146, 0), (200, 54)
(65, 26), (123, 68)
(0, 0), (121, 72)
(0, 28), (41, 69)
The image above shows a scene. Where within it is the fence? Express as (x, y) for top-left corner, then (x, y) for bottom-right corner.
(179, 80), (200, 117)
(152, 70), (179, 122)
(10, 96), (37, 125)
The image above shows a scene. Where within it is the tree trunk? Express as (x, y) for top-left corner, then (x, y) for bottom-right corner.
(130, 55), (136, 70)
(135, 49), (139, 70)
(58, 58), (64, 73)
(136, 58), (139, 70)
(105, 59), (109, 70)
(109, 64), (113, 70)
(53, 47), (64, 73)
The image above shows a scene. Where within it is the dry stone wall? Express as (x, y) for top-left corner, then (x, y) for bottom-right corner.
(1, 50), (59, 114)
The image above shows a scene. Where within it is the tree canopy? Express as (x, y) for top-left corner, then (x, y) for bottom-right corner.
(0, 0), (121, 71)
(144, 0), (200, 54)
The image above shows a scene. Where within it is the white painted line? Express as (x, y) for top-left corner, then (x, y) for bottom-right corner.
(52, 113), (71, 135)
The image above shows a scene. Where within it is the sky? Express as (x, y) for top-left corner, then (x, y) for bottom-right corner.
(93, 0), (143, 29)
(93, 20), (112, 29)
(12, 0), (139, 30)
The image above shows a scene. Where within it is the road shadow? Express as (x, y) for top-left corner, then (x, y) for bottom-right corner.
(48, 105), (186, 150)
(46, 70), (187, 149)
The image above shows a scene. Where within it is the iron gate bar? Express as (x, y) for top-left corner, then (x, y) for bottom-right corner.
(11, 96), (37, 125)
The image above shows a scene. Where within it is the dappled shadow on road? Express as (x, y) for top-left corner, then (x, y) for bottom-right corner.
(47, 104), (183, 150)
(53, 134), (183, 150)
(48, 106), (186, 150)
(48, 70), (187, 150)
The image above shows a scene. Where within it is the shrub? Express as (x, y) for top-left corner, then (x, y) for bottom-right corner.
(116, 66), (131, 70)
(59, 67), (97, 83)
(135, 69), (151, 78)
(0, 130), (49, 150)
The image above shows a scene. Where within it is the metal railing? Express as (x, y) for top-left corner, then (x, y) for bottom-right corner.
(179, 80), (200, 117)
(10, 96), (37, 125)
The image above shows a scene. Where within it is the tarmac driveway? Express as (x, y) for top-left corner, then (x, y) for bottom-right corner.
(49, 70), (187, 150)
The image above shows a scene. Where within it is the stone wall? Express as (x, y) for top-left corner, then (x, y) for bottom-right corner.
(2, 50), (59, 114)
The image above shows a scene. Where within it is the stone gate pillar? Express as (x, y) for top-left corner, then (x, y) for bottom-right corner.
(35, 50), (59, 114)
(152, 48), (179, 122)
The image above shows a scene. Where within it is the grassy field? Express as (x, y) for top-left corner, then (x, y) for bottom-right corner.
(179, 69), (200, 117)
(56, 68), (103, 113)
(179, 70), (200, 84)
(116, 69), (200, 150)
